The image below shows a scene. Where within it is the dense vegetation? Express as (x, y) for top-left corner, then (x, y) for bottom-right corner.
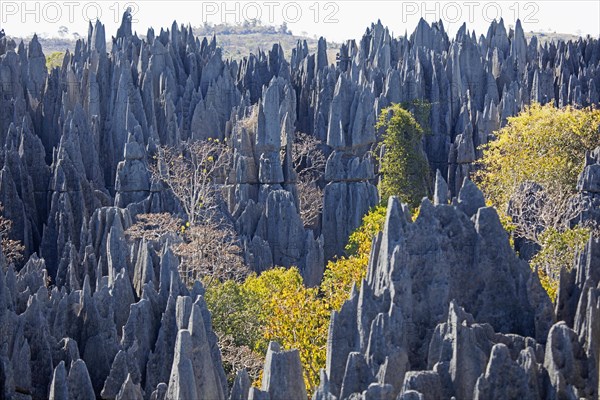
(377, 104), (430, 208)
(204, 103), (432, 392)
(206, 205), (386, 392)
(203, 103), (600, 393)
(476, 103), (600, 300)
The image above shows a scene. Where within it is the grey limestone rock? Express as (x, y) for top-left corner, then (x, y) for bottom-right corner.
(544, 321), (597, 399)
(2, 11), (600, 400)
(261, 342), (307, 400)
(49, 361), (68, 400)
(115, 374), (143, 400)
(67, 359), (96, 400)
(230, 369), (251, 400)
(248, 387), (271, 400)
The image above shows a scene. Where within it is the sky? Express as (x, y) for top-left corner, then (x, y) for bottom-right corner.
(1, 0), (599, 43)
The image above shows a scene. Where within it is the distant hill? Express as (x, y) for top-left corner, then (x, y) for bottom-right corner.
(193, 23), (341, 62)
(7, 22), (341, 64)
(6, 24), (588, 66)
(525, 31), (581, 44)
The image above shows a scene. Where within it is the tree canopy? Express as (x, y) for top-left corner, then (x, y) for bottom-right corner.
(476, 103), (600, 210)
(377, 104), (430, 208)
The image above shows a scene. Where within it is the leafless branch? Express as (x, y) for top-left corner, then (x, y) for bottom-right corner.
(292, 132), (326, 228)
(292, 132), (327, 183)
(508, 182), (586, 245)
(0, 204), (24, 266)
(150, 140), (233, 226)
(125, 213), (181, 242)
(218, 334), (264, 384)
(173, 219), (250, 288)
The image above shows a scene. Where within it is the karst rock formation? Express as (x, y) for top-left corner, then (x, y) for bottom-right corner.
(0, 11), (599, 399)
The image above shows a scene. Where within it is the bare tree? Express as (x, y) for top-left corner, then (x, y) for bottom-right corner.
(173, 220), (249, 288)
(508, 182), (586, 244)
(125, 213), (181, 242)
(125, 212), (248, 287)
(145, 139), (250, 288)
(292, 132), (326, 228)
(218, 334), (264, 385)
(296, 180), (323, 228)
(151, 139), (232, 226)
(0, 204), (24, 266)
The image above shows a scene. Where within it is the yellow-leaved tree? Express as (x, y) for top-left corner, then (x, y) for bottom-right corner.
(321, 205), (387, 310)
(475, 103), (600, 300)
(205, 205), (388, 394)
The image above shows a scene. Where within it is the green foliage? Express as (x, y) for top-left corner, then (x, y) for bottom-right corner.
(205, 280), (263, 349)
(206, 206), (390, 394)
(476, 103), (600, 210)
(246, 268), (329, 391)
(531, 226), (591, 302)
(402, 99), (433, 135)
(207, 268), (329, 392)
(322, 206), (387, 311)
(46, 51), (65, 70)
(476, 103), (600, 300)
(345, 205), (387, 257)
(377, 104), (430, 208)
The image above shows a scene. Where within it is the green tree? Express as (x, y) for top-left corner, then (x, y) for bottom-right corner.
(475, 103), (600, 299)
(476, 103), (600, 210)
(46, 51), (65, 70)
(321, 205), (387, 310)
(377, 104), (430, 208)
(205, 206), (390, 394)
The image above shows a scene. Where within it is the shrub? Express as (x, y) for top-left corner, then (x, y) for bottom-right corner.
(321, 206), (387, 310)
(476, 103), (600, 210)
(377, 104), (430, 208)
(207, 268), (328, 392)
(476, 103), (600, 298)
(205, 206), (389, 394)
(205, 280), (265, 384)
(531, 226), (591, 302)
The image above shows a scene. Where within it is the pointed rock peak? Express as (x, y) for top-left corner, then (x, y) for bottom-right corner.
(262, 341), (307, 400)
(417, 197), (435, 221)
(268, 341), (281, 353)
(434, 170), (449, 205)
(92, 20), (106, 53)
(188, 303), (206, 338)
(82, 275), (91, 299)
(175, 296), (193, 330)
(191, 280), (205, 298)
(49, 361), (68, 400)
(417, 17), (429, 27)
(474, 207), (509, 246)
(116, 373), (143, 400)
(448, 300), (475, 326)
(457, 178), (486, 218)
(384, 196), (409, 235)
(457, 22), (468, 40)
(515, 19), (525, 40)
(349, 282), (358, 299)
(116, 7), (133, 40)
(498, 17), (506, 29)
(67, 359), (95, 400)
(28, 34), (44, 58)
(230, 369), (251, 400)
